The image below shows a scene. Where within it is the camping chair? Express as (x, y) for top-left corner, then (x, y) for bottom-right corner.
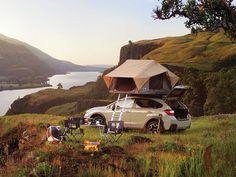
(63, 118), (84, 142)
(103, 121), (124, 143)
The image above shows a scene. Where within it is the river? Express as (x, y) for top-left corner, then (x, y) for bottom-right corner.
(0, 72), (101, 116)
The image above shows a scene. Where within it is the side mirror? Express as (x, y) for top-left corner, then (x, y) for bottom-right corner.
(111, 104), (115, 111)
(111, 104), (120, 111)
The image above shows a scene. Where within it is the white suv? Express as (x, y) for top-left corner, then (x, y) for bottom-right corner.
(84, 86), (191, 133)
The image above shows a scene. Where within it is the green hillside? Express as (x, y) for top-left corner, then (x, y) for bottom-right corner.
(0, 114), (235, 176)
(6, 82), (95, 115)
(137, 32), (236, 70)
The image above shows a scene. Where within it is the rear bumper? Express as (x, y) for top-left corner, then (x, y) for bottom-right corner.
(169, 117), (191, 130)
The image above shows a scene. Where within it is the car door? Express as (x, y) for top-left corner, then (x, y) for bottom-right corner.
(103, 98), (134, 128)
(129, 98), (163, 129)
(115, 98), (134, 128)
(102, 102), (116, 122)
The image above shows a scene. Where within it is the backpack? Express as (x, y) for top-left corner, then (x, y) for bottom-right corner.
(46, 126), (63, 143)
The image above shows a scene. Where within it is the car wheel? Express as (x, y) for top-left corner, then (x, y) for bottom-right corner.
(92, 115), (107, 133)
(92, 115), (106, 125)
(146, 119), (164, 134)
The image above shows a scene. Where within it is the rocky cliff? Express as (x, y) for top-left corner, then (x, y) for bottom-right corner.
(119, 42), (159, 64)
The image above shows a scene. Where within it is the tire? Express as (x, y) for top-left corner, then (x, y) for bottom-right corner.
(92, 115), (107, 133)
(146, 119), (164, 134)
(92, 115), (106, 125)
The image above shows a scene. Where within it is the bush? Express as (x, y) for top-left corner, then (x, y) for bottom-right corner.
(15, 168), (27, 177)
(36, 122), (45, 129)
(161, 142), (186, 152)
(78, 166), (108, 177)
(35, 151), (51, 162)
(6, 127), (17, 135)
(147, 145), (158, 152)
(33, 162), (53, 177)
(179, 145), (206, 177)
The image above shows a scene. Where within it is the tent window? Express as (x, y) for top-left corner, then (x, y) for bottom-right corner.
(115, 78), (136, 92)
(149, 74), (164, 89)
(135, 99), (163, 109)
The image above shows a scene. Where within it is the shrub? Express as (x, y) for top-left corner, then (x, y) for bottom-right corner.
(35, 151), (51, 162)
(15, 168), (27, 177)
(147, 145), (158, 152)
(101, 154), (110, 160)
(78, 166), (108, 177)
(161, 142), (186, 152)
(179, 145), (206, 177)
(33, 162), (53, 177)
(6, 127), (17, 135)
(36, 122), (45, 129)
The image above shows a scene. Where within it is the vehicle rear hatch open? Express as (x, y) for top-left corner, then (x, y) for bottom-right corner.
(165, 85), (191, 101)
(164, 85), (192, 120)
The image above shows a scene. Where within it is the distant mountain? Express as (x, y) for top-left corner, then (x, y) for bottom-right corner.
(0, 34), (105, 83)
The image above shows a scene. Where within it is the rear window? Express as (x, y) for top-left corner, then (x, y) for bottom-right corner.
(135, 99), (163, 108)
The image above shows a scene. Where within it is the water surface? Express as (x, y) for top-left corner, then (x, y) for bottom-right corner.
(0, 72), (100, 116)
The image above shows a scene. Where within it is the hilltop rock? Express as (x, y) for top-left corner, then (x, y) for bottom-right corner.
(119, 42), (159, 65)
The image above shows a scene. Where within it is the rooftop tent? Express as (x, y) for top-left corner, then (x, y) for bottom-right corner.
(103, 59), (179, 95)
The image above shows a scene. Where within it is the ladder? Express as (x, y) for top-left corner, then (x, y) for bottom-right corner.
(111, 94), (128, 121)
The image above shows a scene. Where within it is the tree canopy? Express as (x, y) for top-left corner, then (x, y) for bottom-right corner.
(153, 0), (236, 39)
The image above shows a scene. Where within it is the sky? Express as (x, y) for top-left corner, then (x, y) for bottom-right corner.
(0, 0), (189, 65)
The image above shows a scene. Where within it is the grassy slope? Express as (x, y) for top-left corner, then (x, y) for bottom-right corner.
(139, 32), (236, 70)
(0, 114), (235, 176)
(45, 102), (77, 116)
(27, 85), (91, 107)
(0, 114), (65, 135)
(6, 82), (94, 115)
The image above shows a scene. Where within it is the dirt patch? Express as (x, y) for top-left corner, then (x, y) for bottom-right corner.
(129, 136), (153, 144)
(101, 146), (125, 156)
(0, 123), (28, 156)
(0, 123), (46, 169)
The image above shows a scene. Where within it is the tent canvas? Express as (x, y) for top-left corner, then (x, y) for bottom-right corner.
(103, 59), (179, 95)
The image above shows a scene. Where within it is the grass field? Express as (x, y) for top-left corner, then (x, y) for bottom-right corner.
(0, 114), (235, 176)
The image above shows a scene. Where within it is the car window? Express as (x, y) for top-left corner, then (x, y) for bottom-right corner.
(135, 99), (162, 109)
(117, 98), (134, 108)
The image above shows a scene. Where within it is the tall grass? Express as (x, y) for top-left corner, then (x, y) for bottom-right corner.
(0, 114), (235, 177)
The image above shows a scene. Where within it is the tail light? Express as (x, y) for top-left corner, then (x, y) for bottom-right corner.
(164, 109), (175, 116)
